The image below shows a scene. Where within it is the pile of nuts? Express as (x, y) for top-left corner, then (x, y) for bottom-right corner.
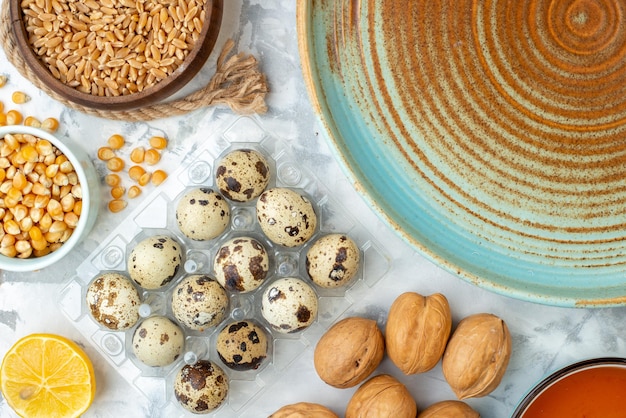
(20, 0), (207, 96)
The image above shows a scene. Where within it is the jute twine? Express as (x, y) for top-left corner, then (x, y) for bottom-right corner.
(0, 0), (268, 121)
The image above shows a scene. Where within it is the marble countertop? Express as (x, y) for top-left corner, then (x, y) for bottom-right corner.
(2, 1), (626, 417)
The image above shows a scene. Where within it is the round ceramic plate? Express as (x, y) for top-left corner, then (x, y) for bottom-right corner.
(297, 0), (626, 307)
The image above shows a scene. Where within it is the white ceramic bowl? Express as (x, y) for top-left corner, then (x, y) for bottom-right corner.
(0, 125), (99, 272)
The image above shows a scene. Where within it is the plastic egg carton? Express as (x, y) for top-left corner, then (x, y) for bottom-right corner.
(59, 116), (391, 417)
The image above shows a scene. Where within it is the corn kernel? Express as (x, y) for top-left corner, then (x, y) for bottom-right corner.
(151, 170), (167, 185)
(6, 110), (23, 125)
(33, 247), (50, 257)
(45, 164), (59, 179)
(45, 231), (63, 243)
(106, 157), (125, 172)
(49, 220), (67, 234)
(104, 173), (121, 187)
(0, 245), (17, 258)
(110, 186), (125, 199)
(149, 136), (168, 150)
(4, 219), (20, 235)
(11, 91), (30, 104)
(19, 217), (33, 232)
(23, 116), (41, 128)
(12, 171), (28, 190)
(0, 114), (6, 127)
(47, 199), (63, 220)
(1, 234), (15, 247)
(128, 165), (146, 182)
(130, 146), (145, 163)
(73, 200), (82, 216)
(55, 155), (68, 165)
(107, 134), (125, 150)
(108, 199), (127, 213)
(20, 145), (38, 163)
(11, 204), (28, 222)
(39, 212), (52, 231)
(144, 148), (160, 165)
(60, 194), (75, 212)
(4, 134), (19, 151)
(31, 236), (47, 251)
(29, 226), (43, 241)
(29, 207), (43, 223)
(0, 102), (3, 113)
(59, 161), (74, 174)
(138, 172), (151, 186)
(97, 146), (116, 161)
(15, 240), (31, 254)
(0, 76), (7, 88)
(22, 193), (35, 207)
(41, 118), (59, 133)
(64, 212), (79, 228)
(128, 185), (141, 198)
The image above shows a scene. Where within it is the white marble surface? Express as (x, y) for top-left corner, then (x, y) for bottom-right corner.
(2, 1), (626, 417)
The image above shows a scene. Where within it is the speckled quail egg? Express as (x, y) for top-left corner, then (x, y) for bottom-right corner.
(131, 316), (184, 367)
(128, 235), (182, 290)
(256, 188), (317, 247)
(306, 234), (361, 288)
(261, 277), (318, 333)
(86, 272), (141, 331)
(176, 188), (230, 240)
(216, 320), (269, 371)
(171, 275), (229, 331)
(215, 149), (271, 202)
(174, 360), (228, 414)
(214, 237), (269, 293)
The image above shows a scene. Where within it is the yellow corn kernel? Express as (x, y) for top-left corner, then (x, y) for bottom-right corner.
(105, 173), (121, 187)
(12, 171), (27, 190)
(19, 217), (33, 232)
(20, 145), (39, 163)
(1, 234), (15, 248)
(59, 160), (74, 174)
(0, 168), (4, 183)
(0, 114), (6, 127)
(44, 231), (63, 243)
(54, 155), (68, 165)
(4, 219), (20, 235)
(64, 212), (79, 228)
(22, 193), (35, 207)
(46, 199), (63, 220)
(11, 91), (30, 104)
(33, 247), (51, 257)
(49, 220), (67, 234)
(110, 186), (125, 199)
(15, 239), (31, 254)
(148, 136), (167, 150)
(39, 212), (52, 231)
(0, 76), (7, 88)
(0, 102), (3, 113)
(128, 165), (146, 182)
(60, 194), (75, 212)
(4, 134), (19, 150)
(151, 170), (167, 185)
(138, 172), (151, 186)
(41, 117), (60, 133)
(97, 146), (116, 161)
(128, 185), (141, 198)
(29, 226), (43, 241)
(53, 172), (69, 187)
(130, 146), (145, 163)
(29, 207), (43, 223)
(11, 204), (28, 222)
(5, 188), (22, 208)
(35, 139), (54, 156)
(107, 134), (125, 150)
(6, 110), (23, 125)
(144, 148), (160, 165)
(108, 199), (127, 213)
(0, 245), (17, 258)
(23, 116), (41, 128)
(70, 184), (82, 199)
(73, 200), (82, 216)
(45, 164), (59, 179)
(106, 157), (124, 172)
(31, 237), (48, 251)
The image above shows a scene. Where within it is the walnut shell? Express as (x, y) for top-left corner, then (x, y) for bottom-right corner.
(345, 374), (417, 418)
(385, 292), (452, 374)
(442, 313), (511, 400)
(270, 402), (339, 418)
(314, 317), (385, 389)
(418, 400), (480, 418)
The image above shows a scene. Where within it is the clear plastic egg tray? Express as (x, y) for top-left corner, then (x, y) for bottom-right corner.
(59, 116), (391, 417)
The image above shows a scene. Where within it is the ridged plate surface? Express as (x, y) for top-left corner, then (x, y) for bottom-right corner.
(297, 0), (626, 307)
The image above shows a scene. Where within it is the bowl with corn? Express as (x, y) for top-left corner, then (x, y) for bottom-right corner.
(0, 125), (99, 272)
(9, 0), (223, 111)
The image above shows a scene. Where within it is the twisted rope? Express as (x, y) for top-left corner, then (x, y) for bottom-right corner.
(0, 0), (268, 121)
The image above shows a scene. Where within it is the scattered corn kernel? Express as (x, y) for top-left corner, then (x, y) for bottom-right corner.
(97, 147), (116, 161)
(128, 185), (141, 198)
(106, 157), (125, 172)
(104, 173), (121, 187)
(148, 136), (168, 150)
(6, 110), (22, 125)
(128, 165), (146, 182)
(0, 102), (3, 113)
(23, 116), (41, 128)
(130, 147), (145, 164)
(0, 75), (7, 88)
(144, 148), (161, 165)
(11, 91), (30, 105)
(138, 172), (151, 186)
(151, 170), (167, 185)
(108, 199), (127, 213)
(0, 114), (6, 126)
(107, 134), (125, 150)
(41, 118), (59, 133)
(110, 186), (125, 199)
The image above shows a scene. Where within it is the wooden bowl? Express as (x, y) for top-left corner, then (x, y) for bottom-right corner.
(9, 0), (222, 111)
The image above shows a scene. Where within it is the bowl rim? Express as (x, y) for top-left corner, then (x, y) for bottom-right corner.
(0, 125), (94, 272)
(511, 357), (626, 417)
(9, 0), (223, 111)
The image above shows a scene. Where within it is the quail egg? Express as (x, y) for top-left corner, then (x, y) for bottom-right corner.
(214, 237), (269, 293)
(174, 360), (229, 413)
(131, 316), (184, 367)
(306, 234), (361, 288)
(256, 188), (317, 247)
(128, 235), (182, 290)
(216, 320), (269, 371)
(86, 272), (141, 330)
(215, 149), (271, 202)
(171, 275), (229, 331)
(176, 188), (230, 240)
(261, 277), (318, 333)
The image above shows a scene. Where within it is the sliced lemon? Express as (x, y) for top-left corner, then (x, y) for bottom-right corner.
(1, 333), (96, 418)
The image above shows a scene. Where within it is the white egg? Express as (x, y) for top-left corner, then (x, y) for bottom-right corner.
(306, 234), (361, 288)
(256, 188), (317, 247)
(261, 277), (318, 333)
(132, 316), (184, 367)
(86, 272), (141, 330)
(176, 188), (230, 240)
(128, 235), (182, 290)
(213, 236), (269, 292)
(215, 149), (271, 202)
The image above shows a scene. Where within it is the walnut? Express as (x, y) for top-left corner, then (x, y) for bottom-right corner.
(418, 400), (480, 417)
(314, 317), (385, 389)
(385, 292), (452, 374)
(442, 313), (511, 399)
(345, 374), (417, 418)
(269, 402), (339, 417)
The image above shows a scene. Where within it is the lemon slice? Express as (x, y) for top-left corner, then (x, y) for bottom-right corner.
(1, 333), (96, 418)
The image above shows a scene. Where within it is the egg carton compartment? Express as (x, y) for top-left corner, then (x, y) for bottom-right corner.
(59, 116), (391, 416)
